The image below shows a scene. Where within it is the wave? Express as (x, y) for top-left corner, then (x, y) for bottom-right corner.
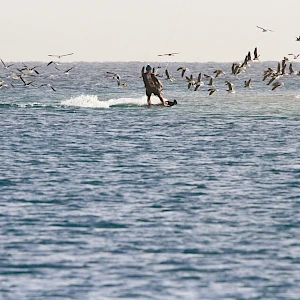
(60, 94), (165, 108)
(0, 94), (167, 110)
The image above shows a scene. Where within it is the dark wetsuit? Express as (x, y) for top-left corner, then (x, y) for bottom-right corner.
(142, 68), (162, 97)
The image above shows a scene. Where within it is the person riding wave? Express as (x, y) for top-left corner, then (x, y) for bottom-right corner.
(141, 65), (167, 106)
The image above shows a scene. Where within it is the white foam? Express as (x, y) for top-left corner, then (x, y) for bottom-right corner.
(61, 95), (164, 108)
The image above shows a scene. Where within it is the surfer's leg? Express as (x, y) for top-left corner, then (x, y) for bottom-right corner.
(146, 89), (152, 105)
(158, 94), (166, 106)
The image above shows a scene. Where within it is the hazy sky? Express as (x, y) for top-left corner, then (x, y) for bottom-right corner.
(1, 0), (300, 63)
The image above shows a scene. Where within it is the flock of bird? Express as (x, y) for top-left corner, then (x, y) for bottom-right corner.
(102, 26), (300, 96)
(0, 53), (76, 91)
(151, 47), (262, 96)
(152, 47), (300, 95)
(145, 26), (300, 96)
(1, 25), (300, 97)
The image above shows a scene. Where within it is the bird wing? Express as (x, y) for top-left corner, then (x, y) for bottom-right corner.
(165, 69), (170, 78)
(60, 53), (74, 58)
(0, 59), (6, 67)
(198, 73), (202, 82)
(65, 66), (76, 72)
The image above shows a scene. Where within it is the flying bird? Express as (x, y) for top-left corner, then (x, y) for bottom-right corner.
(244, 78), (252, 88)
(47, 61), (61, 67)
(257, 26), (274, 32)
(106, 72), (121, 85)
(289, 63), (296, 75)
(21, 64), (40, 75)
(185, 74), (195, 89)
(165, 69), (174, 82)
(208, 88), (218, 95)
(225, 81), (235, 93)
(213, 69), (225, 78)
(194, 73), (204, 91)
(0, 59), (14, 69)
(64, 65), (76, 75)
(272, 81), (284, 91)
(20, 76), (34, 87)
(158, 52), (179, 56)
(247, 51), (252, 62)
(48, 53), (74, 59)
(253, 47), (260, 61)
(288, 53), (300, 59)
(177, 67), (189, 77)
(207, 77), (214, 86)
(39, 84), (56, 91)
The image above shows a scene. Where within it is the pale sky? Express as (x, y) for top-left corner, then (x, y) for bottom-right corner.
(1, 0), (300, 63)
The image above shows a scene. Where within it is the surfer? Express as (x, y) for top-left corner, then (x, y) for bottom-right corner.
(142, 65), (166, 106)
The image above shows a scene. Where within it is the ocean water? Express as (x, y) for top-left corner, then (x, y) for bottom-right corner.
(1, 61), (300, 299)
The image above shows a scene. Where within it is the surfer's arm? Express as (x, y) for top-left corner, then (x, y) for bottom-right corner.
(153, 75), (162, 88)
(141, 67), (147, 87)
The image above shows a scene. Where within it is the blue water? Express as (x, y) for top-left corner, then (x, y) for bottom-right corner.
(1, 61), (300, 299)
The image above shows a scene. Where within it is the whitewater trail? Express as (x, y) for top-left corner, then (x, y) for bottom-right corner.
(60, 95), (167, 108)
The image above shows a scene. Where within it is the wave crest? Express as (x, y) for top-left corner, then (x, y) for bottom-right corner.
(61, 95), (164, 108)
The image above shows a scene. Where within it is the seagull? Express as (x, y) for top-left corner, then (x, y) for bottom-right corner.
(39, 83), (56, 91)
(289, 63), (296, 75)
(0, 59), (14, 69)
(244, 78), (252, 88)
(276, 62), (281, 74)
(225, 81), (235, 93)
(48, 53), (74, 59)
(231, 63), (240, 75)
(247, 51), (252, 63)
(64, 65), (76, 75)
(272, 81), (284, 91)
(267, 75), (278, 86)
(241, 55), (250, 68)
(47, 61), (61, 67)
(186, 74), (195, 89)
(106, 71), (121, 85)
(207, 76), (214, 86)
(208, 88), (218, 95)
(213, 69), (225, 78)
(296, 36), (300, 41)
(281, 60), (287, 75)
(231, 63), (244, 75)
(263, 68), (274, 81)
(257, 26), (274, 32)
(253, 47), (260, 61)
(158, 52), (179, 56)
(194, 73), (204, 91)
(21, 64), (40, 75)
(20, 76), (34, 87)
(203, 74), (212, 79)
(165, 69), (174, 82)
(288, 53), (300, 59)
(177, 67), (189, 77)
(5, 72), (21, 81)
